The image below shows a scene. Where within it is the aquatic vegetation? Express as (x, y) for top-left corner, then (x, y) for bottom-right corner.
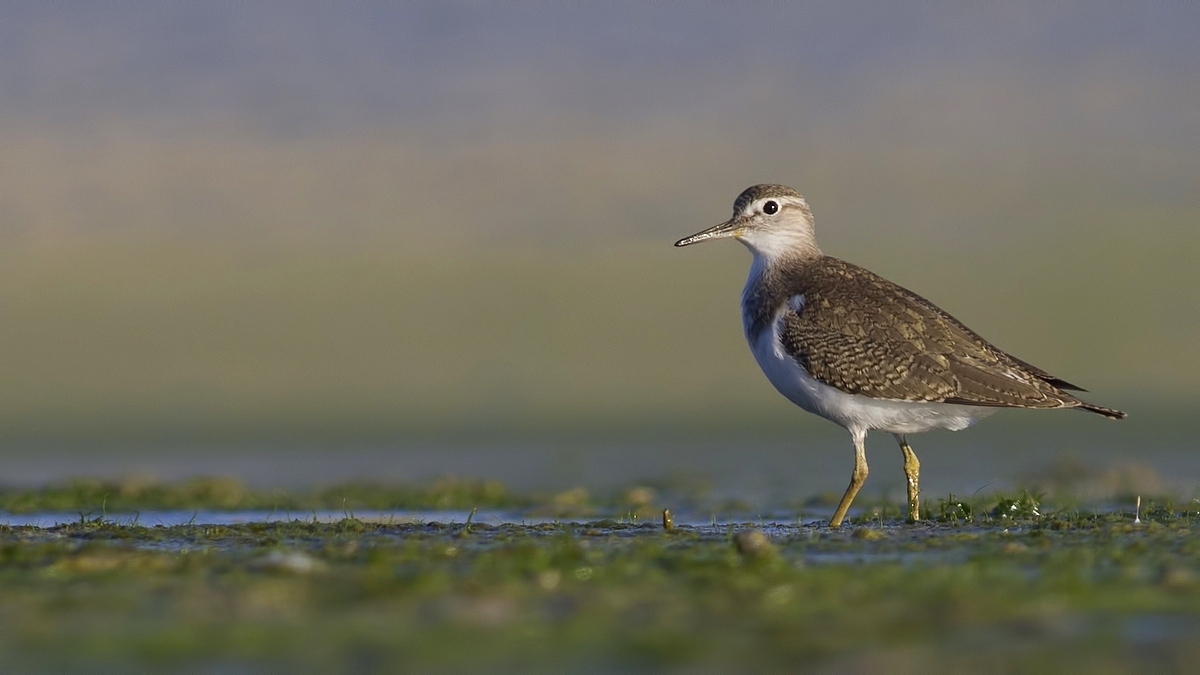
(0, 493), (1198, 672)
(0, 476), (527, 514)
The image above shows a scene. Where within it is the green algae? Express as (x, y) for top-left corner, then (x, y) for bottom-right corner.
(0, 497), (1199, 673)
(0, 476), (525, 514)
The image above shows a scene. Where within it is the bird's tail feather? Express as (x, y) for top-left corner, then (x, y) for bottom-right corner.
(1078, 402), (1127, 419)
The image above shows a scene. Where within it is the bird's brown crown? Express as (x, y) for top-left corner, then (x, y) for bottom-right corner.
(732, 184), (803, 216)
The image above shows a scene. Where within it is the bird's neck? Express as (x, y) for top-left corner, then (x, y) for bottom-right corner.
(743, 236), (823, 291)
(741, 248), (821, 343)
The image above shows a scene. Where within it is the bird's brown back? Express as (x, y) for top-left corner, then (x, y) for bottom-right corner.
(743, 256), (1125, 417)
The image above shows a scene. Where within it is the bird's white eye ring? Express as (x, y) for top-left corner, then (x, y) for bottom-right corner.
(762, 200), (779, 215)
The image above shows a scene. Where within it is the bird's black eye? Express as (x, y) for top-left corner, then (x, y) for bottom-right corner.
(762, 200), (779, 215)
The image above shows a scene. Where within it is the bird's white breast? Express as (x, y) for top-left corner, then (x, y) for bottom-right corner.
(746, 295), (994, 435)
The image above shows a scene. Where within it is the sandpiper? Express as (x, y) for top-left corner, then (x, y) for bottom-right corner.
(675, 184), (1125, 527)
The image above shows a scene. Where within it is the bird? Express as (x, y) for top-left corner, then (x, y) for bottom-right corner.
(674, 184), (1125, 527)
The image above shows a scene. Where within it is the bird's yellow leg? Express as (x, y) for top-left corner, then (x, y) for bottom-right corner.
(894, 434), (920, 523)
(829, 430), (868, 527)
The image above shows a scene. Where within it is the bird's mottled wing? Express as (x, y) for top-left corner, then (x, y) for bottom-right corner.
(900, 289), (1086, 392)
(776, 258), (1080, 408)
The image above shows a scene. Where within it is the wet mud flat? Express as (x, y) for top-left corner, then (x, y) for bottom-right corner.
(2, 506), (1200, 673)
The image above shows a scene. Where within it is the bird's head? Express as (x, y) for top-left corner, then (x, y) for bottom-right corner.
(674, 184), (819, 260)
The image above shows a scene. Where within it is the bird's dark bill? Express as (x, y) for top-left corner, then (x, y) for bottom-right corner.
(674, 219), (738, 247)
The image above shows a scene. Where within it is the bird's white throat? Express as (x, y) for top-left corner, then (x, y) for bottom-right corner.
(736, 223), (821, 262)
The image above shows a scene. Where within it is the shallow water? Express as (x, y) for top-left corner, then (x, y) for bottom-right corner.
(0, 508), (822, 529)
(3, 408), (1195, 504)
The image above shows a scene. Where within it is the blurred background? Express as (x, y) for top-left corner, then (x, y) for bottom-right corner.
(0, 3), (1196, 501)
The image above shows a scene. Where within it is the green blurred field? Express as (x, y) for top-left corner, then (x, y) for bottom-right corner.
(0, 215), (1194, 444)
(0, 79), (1196, 447)
(0, 5), (1195, 452)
